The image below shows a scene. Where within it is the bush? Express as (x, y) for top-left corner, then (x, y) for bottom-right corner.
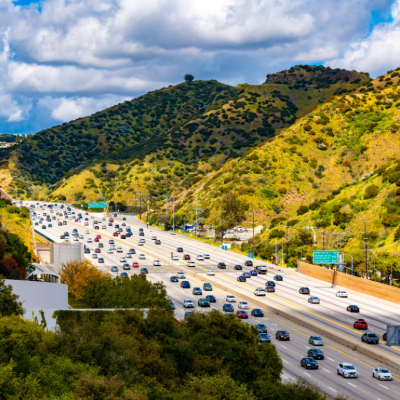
(364, 184), (379, 199)
(0, 278), (25, 317)
(269, 229), (285, 239)
(297, 205), (309, 215)
(382, 213), (400, 227)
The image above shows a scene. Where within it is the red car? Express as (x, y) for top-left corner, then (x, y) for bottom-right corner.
(95, 248), (101, 253)
(109, 218), (114, 222)
(96, 235), (101, 239)
(133, 262), (139, 268)
(113, 232), (118, 236)
(354, 319), (368, 330)
(94, 238), (99, 242)
(74, 219), (79, 222)
(184, 254), (190, 260)
(275, 330), (290, 341)
(236, 310), (248, 319)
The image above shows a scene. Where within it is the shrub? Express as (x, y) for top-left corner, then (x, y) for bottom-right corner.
(382, 213), (400, 227)
(394, 226), (400, 241)
(297, 205), (309, 215)
(279, 187), (288, 195)
(269, 229), (285, 239)
(364, 184), (379, 199)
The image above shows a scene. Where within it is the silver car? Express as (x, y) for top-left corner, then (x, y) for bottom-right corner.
(309, 336), (323, 346)
(183, 299), (194, 308)
(238, 301), (249, 309)
(373, 367), (393, 380)
(226, 295), (236, 303)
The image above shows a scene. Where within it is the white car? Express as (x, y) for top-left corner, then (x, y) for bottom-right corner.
(372, 367), (393, 380)
(177, 272), (186, 279)
(139, 254), (146, 260)
(187, 261), (195, 267)
(91, 216), (94, 219)
(151, 236), (157, 240)
(87, 238), (93, 243)
(170, 231), (176, 235)
(238, 301), (249, 309)
(183, 299), (194, 308)
(337, 363), (358, 378)
(73, 237), (79, 242)
(79, 235), (84, 239)
(207, 270), (215, 276)
(254, 288), (266, 296)
(110, 244), (116, 250)
(196, 255), (204, 261)
(107, 249), (114, 254)
(120, 257), (127, 263)
(226, 295), (236, 303)
(204, 254), (210, 259)
(336, 291), (348, 298)
(172, 255), (179, 261)
(102, 225), (107, 229)
(117, 247), (123, 253)
(64, 238), (70, 243)
(153, 260), (161, 266)
(126, 253), (132, 258)
(92, 253), (98, 259)
(138, 241), (144, 246)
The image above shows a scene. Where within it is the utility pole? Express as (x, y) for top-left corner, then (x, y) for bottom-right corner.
(275, 238), (278, 264)
(281, 245), (284, 267)
(362, 222), (370, 279)
(165, 195), (170, 216)
(139, 193), (142, 219)
(172, 196), (175, 233)
(194, 200), (201, 237)
(146, 199), (149, 228)
(318, 230), (326, 250)
(285, 225), (291, 263)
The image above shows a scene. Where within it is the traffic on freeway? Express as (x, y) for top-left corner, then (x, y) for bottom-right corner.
(25, 200), (400, 400)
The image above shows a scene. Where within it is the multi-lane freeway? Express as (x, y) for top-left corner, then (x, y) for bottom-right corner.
(26, 200), (400, 400)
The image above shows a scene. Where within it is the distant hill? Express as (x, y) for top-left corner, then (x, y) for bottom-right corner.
(0, 133), (16, 143)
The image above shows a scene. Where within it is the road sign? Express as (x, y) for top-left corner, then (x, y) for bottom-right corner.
(386, 326), (400, 346)
(313, 251), (338, 264)
(88, 202), (106, 209)
(248, 253), (254, 259)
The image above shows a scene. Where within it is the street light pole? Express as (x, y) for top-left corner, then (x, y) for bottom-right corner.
(343, 254), (353, 275)
(194, 200), (201, 237)
(147, 199), (149, 228)
(172, 196), (175, 233)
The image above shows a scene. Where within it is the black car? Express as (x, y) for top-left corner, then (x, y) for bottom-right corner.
(98, 258), (104, 263)
(139, 232), (144, 236)
(121, 235), (126, 239)
(244, 260), (253, 267)
(257, 333), (271, 343)
(266, 281), (275, 287)
(41, 225), (46, 229)
(115, 224), (119, 228)
(301, 357), (319, 370)
(251, 309), (264, 317)
(255, 324), (267, 333)
(307, 348), (324, 360)
(347, 305), (360, 313)
(218, 262), (226, 269)
(140, 268), (149, 275)
(108, 222), (113, 226)
(234, 265), (242, 270)
(170, 276), (179, 282)
(129, 248), (136, 254)
(362, 332), (379, 344)
(383, 332), (387, 341)
(206, 295), (216, 303)
(177, 247), (183, 252)
(198, 298), (210, 307)
(299, 287), (310, 294)
(237, 276), (246, 282)
(223, 304), (234, 312)
(266, 286), (275, 292)
(60, 235), (65, 239)
(155, 240), (161, 245)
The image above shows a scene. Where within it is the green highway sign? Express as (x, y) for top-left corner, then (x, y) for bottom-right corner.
(313, 251), (338, 264)
(88, 202), (107, 209)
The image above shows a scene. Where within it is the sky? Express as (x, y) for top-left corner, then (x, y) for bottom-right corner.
(0, 0), (399, 134)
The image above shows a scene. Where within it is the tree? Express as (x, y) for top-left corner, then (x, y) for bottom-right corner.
(184, 74), (194, 82)
(0, 278), (25, 316)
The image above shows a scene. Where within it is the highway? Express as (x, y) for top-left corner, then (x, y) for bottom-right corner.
(27, 201), (400, 400)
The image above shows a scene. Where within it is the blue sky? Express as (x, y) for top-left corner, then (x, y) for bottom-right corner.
(1, 0), (399, 135)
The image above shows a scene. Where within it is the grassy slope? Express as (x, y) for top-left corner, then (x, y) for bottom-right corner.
(176, 72), (400, 252)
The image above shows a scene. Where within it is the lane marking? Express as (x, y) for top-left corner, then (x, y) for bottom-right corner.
(348, 383), (356, 387)
(304, 372), (311, 377)
(282, 359), (289, 364)
(323, 368), (330, 373)
(329, 387), (337, 392)
(377, 384), (388, 389)
(328, 357), (335, 361)
(280, 345), (287, 349)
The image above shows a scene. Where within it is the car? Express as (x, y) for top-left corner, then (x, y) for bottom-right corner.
(205, 295), (216, 303)
(258, 333), (271, 343)
(336, 291), (348, 298)
(126, 252), (132, 258)
(299, 287), (310, 294)
(155, 240), (161, 245)
(251, 309), (264, 317)
(242, 272), (250, 278)
(170, 276), (178, 282)
(172, 255), (179, 261)
(309, 336), (323, 346)
(266, 281), (275, 287)
(183, 254), (190, 260)
(223, 304), (234, 312)
(151, 236), (157, 240)
(84, 248), (90, 254)
(301, 357), (319, 370)
(79, 235), (84, 239)
(121, 235), (126, 239)
(92, 254), (98, 259)
(117, 247), (123, 253)
(41, 225), (46, 229)
(120, 256), (126, 262)
(244, 260), (253, 266)
(361, 332), (379, 344)
(337, 363), (358, 378)
(73, 236), (79, 242)
(63, 221), (67, 225)
(347, 305), (359, 312)
(274, 275), (283, 281)
(235, 309), (248, 319)
(107, 249), (114, 254)
(98, 257), (105, 263)
(275, 330), (290, 341)
(60, 235), (65, 239)
(255, 324), (267, 333)
(133, 262), (139, 268)
(308, 348), (324, 360)
(192, 287), (203, 295)
(196, 255), (204, 261)
(96, 235), (101, 239)
(207, 270), (215, 276)
(177, 272), (186, 279)
(266, 286), (275, 292)
(128, 248), (136, 254)
(183, 299), (194, 308)
(181, 280), (190, 288)
(373, 367), (393, 381)
(198, 298), (210, 307)
(217, 262), (226, 269)
(226, 295), (236, 302)
(250, 270), (258, 276)
(237, 276), (246, 282)
(153, 260), (161, 266)
(140, 268), (148, 275)
(109, 239), (114, 244)
(120, 272), (129, 277)
(204, 254), (210, 259)
(110, 245), (116, 250)
(383, 332), (387, 341)
(139, 239), (145, 244)
(111, 266), (118, 272)
(139, 232), (144, 237)
(113, 232), (118, 237)
(170, 231), (176, 235)
(177, 247), (183, 252)
(308, 296), (320, 304)
(187, 261), (195, 267)
(354, 319), (368, 330)
(254, 288), (266, 296)
(98, 243), (104, 248)
(238, 301), (249, 309)
(203, 283), (212, 291)
(48, 224), (53, 228)
(95, 248), (101, 253)
(169, 301), (175, 310)
(139, 254), (146, 260)
(234, 265), (242, 270)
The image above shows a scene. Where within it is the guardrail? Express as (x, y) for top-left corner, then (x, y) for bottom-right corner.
(34, 229), (55, 244)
